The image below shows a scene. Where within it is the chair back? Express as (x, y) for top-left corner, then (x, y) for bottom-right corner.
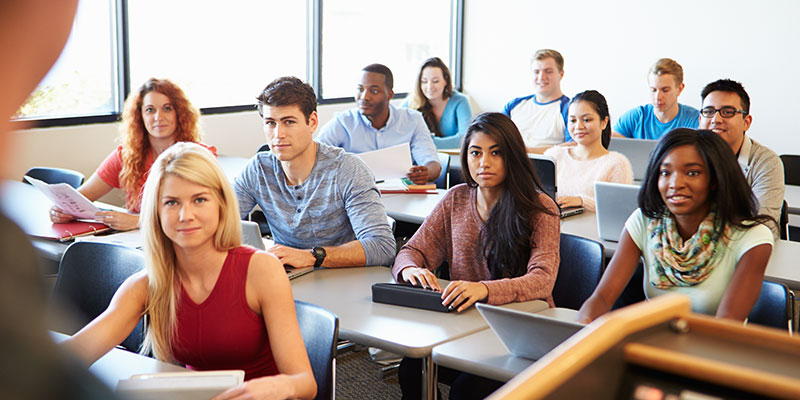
(24, 167), (85, 189)
(552, 234), (605, 310)
(780, 154), (800, 185)
(780, 200), (789, 240)
(747, 280), (792, 332)
(257, 143), (270, 153)
(51, 242), (145, 352)
(434, 152), (451, 189)
(295, 300), (339, 400)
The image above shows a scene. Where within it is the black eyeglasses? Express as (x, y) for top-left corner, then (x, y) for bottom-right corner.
(700, 106), (748, 119)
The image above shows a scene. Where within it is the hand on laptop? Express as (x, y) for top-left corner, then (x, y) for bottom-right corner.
(441, 281), (488, 313)
(400, 267), (440, 291)
(406, 166), (429, 185)
(268, 244), (315, 268)
(557, 195), (582, 209)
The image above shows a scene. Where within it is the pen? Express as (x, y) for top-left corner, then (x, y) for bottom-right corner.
(375, 180), (385, 184)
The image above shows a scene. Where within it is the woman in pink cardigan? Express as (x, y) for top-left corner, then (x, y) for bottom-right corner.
(545, 90), (634, 212)
(392, 112), (560, 400)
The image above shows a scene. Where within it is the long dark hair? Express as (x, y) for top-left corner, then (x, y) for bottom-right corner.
(568, 90), (611, 149)
(639, 128), (773, 234)
(409, 57), (453, 137)
(460, 112), (557, 279)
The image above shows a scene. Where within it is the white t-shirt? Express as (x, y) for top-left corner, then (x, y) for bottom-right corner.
(625, 208), (773, 315)
(509, 96), (567, 147)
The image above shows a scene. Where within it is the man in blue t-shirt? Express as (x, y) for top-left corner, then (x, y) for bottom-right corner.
(503, 49), (571, 154)
(613, 58), (700, 140)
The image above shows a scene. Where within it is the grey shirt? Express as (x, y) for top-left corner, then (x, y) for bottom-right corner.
(234, 142), (396, 266)
(738, 135), (785, 239)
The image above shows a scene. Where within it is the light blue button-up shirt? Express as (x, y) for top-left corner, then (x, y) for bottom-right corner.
(317, 104), (440, 167)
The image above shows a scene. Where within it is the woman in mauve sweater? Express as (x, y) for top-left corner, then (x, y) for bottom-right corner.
(392, 112), (560, 400)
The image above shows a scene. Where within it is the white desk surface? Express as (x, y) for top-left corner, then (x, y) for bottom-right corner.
(289, 266), (548, 358)
(51, 332), (186, 389)
(381, 190), (447, 225)
(431, 308), (579, 382)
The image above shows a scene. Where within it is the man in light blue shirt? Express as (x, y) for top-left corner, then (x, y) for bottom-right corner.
(234, 77), (396, 268)
(317, 63), (442, 184)
(613, 58), (700, 140)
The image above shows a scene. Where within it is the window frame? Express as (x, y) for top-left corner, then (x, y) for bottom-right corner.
(11, 0), (464, 128)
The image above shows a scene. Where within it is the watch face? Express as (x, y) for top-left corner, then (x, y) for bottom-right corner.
(313, 247), (326, 258)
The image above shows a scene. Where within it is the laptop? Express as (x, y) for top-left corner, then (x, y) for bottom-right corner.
(607, 137), (658, 182)
(594, 182), (640, 242)
(476, 303), (585, 360)
(528, 154), (584, 218)
(240, 220), (313, 280)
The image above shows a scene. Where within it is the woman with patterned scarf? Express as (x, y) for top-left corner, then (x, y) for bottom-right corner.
(578, 128), (774, 322)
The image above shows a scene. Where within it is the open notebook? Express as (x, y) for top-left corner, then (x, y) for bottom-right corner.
(116, 370), (244, 400)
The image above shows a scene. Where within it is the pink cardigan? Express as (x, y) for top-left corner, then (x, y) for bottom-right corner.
(544, 146), (633, 212)
(391, 184), (560, 306)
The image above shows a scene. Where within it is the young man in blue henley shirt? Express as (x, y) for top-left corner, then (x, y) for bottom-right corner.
(234, 77), (396, 268)
(613, 58), (700, 140)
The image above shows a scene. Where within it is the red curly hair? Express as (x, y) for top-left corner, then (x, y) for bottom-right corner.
(119, 78), (202, 210)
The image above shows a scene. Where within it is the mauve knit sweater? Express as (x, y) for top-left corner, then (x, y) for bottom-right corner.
(392, 184), (560, 306)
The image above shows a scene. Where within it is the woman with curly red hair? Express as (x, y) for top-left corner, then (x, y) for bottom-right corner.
(49, 78), (216, 231)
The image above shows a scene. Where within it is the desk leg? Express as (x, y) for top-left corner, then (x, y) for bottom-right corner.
(421, 356), (437, 400)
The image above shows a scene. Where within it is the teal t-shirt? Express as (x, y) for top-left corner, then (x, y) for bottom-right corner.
(614, 103), (700, 140)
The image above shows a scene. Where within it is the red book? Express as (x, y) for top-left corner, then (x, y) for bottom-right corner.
(28, 221), (110, 242)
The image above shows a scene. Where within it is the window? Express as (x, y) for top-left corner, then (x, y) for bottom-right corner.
(127, 0), (308, 109)
(320, 0), (452, 100)
(14, 0), (118, 120)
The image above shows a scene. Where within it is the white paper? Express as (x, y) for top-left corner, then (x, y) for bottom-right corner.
(24, 175), (101, 219)
(355, 143), (413, 181)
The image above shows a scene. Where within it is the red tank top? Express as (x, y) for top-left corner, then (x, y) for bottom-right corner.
(172, 246), (278, 380)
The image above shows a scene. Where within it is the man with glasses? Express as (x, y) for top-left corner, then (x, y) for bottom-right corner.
(699, 79), (784, 238)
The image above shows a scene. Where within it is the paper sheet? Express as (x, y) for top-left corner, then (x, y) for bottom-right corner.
(24, 175), (101, 219)
(355, 143), (413, 181)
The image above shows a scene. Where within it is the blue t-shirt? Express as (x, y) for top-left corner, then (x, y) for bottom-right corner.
(401, 91), (473, 149)
(614, 103), (700, 140)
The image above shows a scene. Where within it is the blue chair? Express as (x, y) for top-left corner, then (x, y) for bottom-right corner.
(747, 280), (793, 332)
(295, 300), (339, 400)
(51, 242), (145, 353)
(434, 152), (451, 189)
(23, 166), (84, 189)
(553, 233), (605, 310)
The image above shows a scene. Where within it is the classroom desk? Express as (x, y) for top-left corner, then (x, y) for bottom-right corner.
(50, 332), (186, 390)
(381, 190), (447, 225)
(289, 266), (548, 400)
(431, 308), (579, 382)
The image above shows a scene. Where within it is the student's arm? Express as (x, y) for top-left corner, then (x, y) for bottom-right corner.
(577, 228), (642, 323)
(232, 156), (262, 219)
(267, 240), (367, 269)
(214, 252), (316, 400)
(478, 200), (560, 305)
(392, 193), (452, 291)
(453, 94), (473, 137)
(611, 131), (626, 138)
(407, 113), (442, 184)
(716, 237), (773, 321)
(749, 153), (785, 238)
(314, 117), (344, 147)
(63, 272), (148, 365)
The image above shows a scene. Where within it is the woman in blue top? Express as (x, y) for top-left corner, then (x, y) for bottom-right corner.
(403, 57), (473, 149)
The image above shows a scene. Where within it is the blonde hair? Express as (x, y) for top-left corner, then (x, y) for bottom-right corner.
(532, 49), (564, 72)
(649, 58), (684, 85)
(138, 142), (241, 361)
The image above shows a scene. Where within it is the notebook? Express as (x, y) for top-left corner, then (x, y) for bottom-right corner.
(476, 303), (585, 360)
(528, 154), (584, 218)
(594, 181), (640, 242)
(240, 220), (313, 280)
(607, 137), (658, 182)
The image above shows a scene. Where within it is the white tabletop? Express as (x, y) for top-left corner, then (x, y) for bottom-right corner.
(431, 308), (579, 382)
(51, 332), (186, 389)
(289, 266), (548, 358)
(381, 190), (446, 225)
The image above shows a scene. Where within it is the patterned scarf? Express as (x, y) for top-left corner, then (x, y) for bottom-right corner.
(646, 208), (730, 289)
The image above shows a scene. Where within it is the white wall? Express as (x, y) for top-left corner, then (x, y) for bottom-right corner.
(462, 0), (800, 154)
